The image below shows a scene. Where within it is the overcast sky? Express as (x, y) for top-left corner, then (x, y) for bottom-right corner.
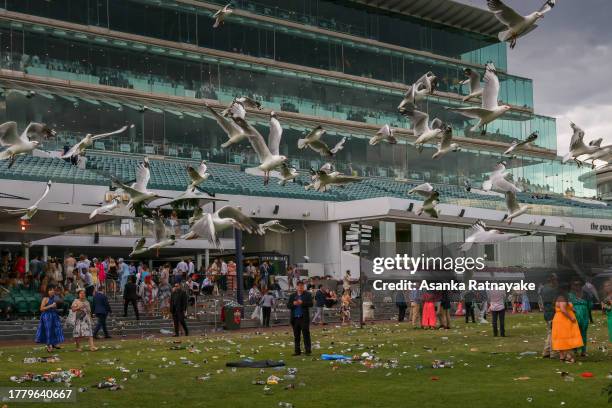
(455, 0), (612, 153)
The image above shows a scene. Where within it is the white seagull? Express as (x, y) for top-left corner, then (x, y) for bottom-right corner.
(61, 125), (132, 159)
(298, 126), (346, 157)
(0, 122), (55, 168)
(187, 160), (210, 191)
(432, 126), (460, 159)
(460, 68), (482, 102)
(504, 190), (530, 224)
(212, 3), (233, 28)
(111, 157), (171, 211)
(370, 124), (398, 146)
(447, 62), (511, 135)
(260, 220), (295, 234)
(406, 109), (445, 152)
(310, 169), (361, 192)
(482, 162), (521, 193)
(408, 183), (440, 218)
(504, 131), (538, 156)
(205, 104), (247, 148)
(278, 162), (299, 186)
(129, 237), (149, 257)
(148, 214), (176, 255)
(88, 197), (120, 220)
(460, 220), (527, 251)
(0, 180), (52, 220)
(487, 0), (556, 49)
(562, 122), (600, 165)
(233, 112), (287, 185)
(181, 206), (264, 249)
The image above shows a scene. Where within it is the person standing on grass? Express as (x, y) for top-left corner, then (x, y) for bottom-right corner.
(260, 289), (275, 327)
(568, 280), (590, 356)
(487, 289), (506, 337)
(123, 275), (139, 321)
(462, 289), (476, 323)
(540, 274), (559, 358)
(287, 280), (313, 356)
(92, 286), (112, 339)
(408, 288), (421, 328)
(438, 290), (452, 329)
(35, 286), (64, 353)
(341, 289), (353, 324)
(396, 290), (407, 322)
(552, 292), (583, 363)
(71, 289), (97, 352)
(421, 291), (436, 329)
(603, 279), (612, 343)
(312, 285), (326, 325)
(170, 282), (189, 337)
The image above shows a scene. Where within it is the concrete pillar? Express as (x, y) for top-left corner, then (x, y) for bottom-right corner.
(24, 246), (30, 272)
(204, 249), (210, 269)
(379, 221), (396, 259)
(148, 259), (153, 271)
(196, 253), (203, 270)
(42, 245), (48, 262)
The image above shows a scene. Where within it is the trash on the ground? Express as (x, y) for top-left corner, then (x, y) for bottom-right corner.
(10, 369), (82, 384)
(432, 360), (453, 369)
(96, 377), (123, 391)
(519, 351), (538, 357)
(580, 372), (593, 378)
(514, 376), (530, 381)
(23, 356), (60, 364)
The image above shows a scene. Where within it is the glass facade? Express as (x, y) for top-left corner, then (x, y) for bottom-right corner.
(0, 0), (531, 107)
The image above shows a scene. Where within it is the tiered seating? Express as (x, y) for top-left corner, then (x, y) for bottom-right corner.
(1, 288), (42, 317)
(0, 155), (107, 185)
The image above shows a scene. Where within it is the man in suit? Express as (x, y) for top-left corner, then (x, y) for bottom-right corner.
(93, 287), (112, 338)
(123, 275), (139, 321)
(286, 280), (313, 356)
(170, 283), (189, 337)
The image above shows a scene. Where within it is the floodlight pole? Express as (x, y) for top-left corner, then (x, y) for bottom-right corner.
(234, 228), (244, 305)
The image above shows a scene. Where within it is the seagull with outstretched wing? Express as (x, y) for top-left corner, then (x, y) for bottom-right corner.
(405, 109), (445, 152)
(432, 125), (460, 159)
(205, 104), (247, 148)
(260, 220), (295, 234)
(148, 214), (176, 255)
(482, 162), (521, 193)
(89, 197), (120, 220)
(278, 162), (298, 186)
(111, 157), (171, 211)
(562, 122), (599, 165)
(460, 68), (482, 102)
(129, 237), (149, 257)
(0, 122), (55, 168)
(488, 0), (556, 49)
(408, 183), (440, 218)
(0, 180), (52, 220)
(460, 220), (527, 251)
(311, 169), (361, 192)
(370, 124), (397, 146)
(504, 131), (538, 156)
(187, 160), (210, 191)
(504, 190), (530, 224)
(61, 125), (132, 159)
(212, 3), (233, 28)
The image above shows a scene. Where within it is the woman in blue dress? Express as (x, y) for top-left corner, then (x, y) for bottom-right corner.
(35, 286), (65, 352)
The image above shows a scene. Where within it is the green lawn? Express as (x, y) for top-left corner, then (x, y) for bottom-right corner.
(0, 313), (610, 408)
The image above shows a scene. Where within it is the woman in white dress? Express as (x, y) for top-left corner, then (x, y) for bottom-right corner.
(71, 289), (97, 352)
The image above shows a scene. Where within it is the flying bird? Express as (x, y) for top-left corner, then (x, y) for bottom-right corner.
(432, 126), (460, 159)
(181, 206), (264, 249)
(447, 62), (511, 135)
(205, 104), (247, 148)
(0, 180), (52, 220)
(562, 122), (600, 165)
(148, 214), (176, 255)
(260, 220), (295, 234)
(460, 220), (527, 251)
(232, 112), (287, 185)
(0, 122), (55, 168)
(187, 161), (210, 191)
(405, 109), (445, 152)
(88, 197), (120, 220)
(482, 162), (521, 193)
(369, 124), (397, 146)
(460, 68), (482, 102)
(504, 190), (530, 224)
(309, 169), (361, 192)
(278, 162), (299, 186)
(61, 125), (132, 159)
(111, 157), (171, 211)
(129, 237), (149, 257)
(487, 0), (556, 49)
(212, 3), (233, 28)
(298, 126), (346, 157)
(398, 72), (438, 112)
(408, 183), (440, 218)
(504, 131), (538, 156)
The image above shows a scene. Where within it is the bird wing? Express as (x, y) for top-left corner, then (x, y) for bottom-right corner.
(468, 220), (487, 236)
(440, 127), (453, 149)
(469, 70), (482, 92)
(487, 0), (524, 27)
(91, 125), (130, 141)
(408, 109), (429, 134)
(134, 159), (151, 192)
(111, 177), (143, 198)
(309, 139), (332, 156)
(538, 0), (555, 14)
(304, 126), (325, 143)
(233, 117), (271, 162)
(268, 116), (283, 156)
(331, 137), (347, 154)
(153, 216), (167, 242)
(32, 181), (52, 208)
(447, 107), (492, 119)
(482, 63), (500, 110)
(493, 174), (521, 193)
(197, 160), (208, 176)
(377, 124), (390, 138)
(0, 122), (22, 146)
(191, 213), (216, 241)
(569, 123), (586, 151)
(187, 165), (203, 183)
(133, 237), (146, 251)
(505, 190), (521, 213)
(328, 174), (361, 184)
(60, 140), (85, 159)
(217, 206), (263, 234)
(205, 104), (243, 138)
(408, 183), (434, 198)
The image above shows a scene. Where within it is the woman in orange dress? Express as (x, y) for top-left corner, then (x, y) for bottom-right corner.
(551, 293), (584, 363)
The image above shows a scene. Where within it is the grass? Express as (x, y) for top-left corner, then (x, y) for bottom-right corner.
(0, 313), (610, 408)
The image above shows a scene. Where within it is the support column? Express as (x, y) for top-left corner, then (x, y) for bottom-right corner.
(204, 249), (210, 270)
(234, 230), (244, 305)
(24, 246), (30, 272)
(196, 253), (203, 270)
(42, 245), (48, 262)
(379, 221), (397, 259)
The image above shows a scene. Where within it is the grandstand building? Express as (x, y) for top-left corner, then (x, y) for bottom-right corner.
(0, 0), (609, 280)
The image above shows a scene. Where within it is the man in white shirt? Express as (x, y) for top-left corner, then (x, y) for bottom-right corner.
(175, 259), (188, 284)
(487, 289), (507, 337)
(187, 258), (195, 276)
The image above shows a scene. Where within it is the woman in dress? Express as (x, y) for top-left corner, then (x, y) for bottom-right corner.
(603, 279), (612, 343)
(568, 280), (591, 356)
(35, 286), (65, 352)
(158, 279), (172, 319)
(71, 289), (97, 352)
(421, 291), (437, 329)
(140, 275), (157, 316)
(107, 257), (118, 298)
(521, 291), (531, 313)
(551, 293), (583, 363)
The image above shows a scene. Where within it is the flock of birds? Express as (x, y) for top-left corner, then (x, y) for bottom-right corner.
(0, 0), (605, 252)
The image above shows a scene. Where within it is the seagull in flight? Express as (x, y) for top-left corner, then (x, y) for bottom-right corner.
(447, 62), (511, 135)
(482, 162), (521, 193)
(205, 104), (247, 148)
(369, 124), (397, 146)
(398, 72), (438, 113)
(562, 122), (600, 165)
(298, 126), (346, 157)
(111, 157), (171, 211)
(0, 122), (55, 168)
(129, 237), (149, 257)
(187, 160), (210, 191)
(148, 213), (176, 255)
(278, 162), (299, 186)
(504, 131), (538, 156)
(260, 220), (295, 234)
(181, 206), (264, 249)
(487, 0), (556, 49)
(232, 112), (287, 185)
(88, 197), (120, 220)
(0, 180), (52, 220)
(504, 191), (530, 224)
(404, 109), (445, 152)
(460, 68), (482, 102)
(408, 183), (440, 218)
(309, 168), (361, 192)
(212, 3), (233, 28)
(61, 125), (132, 159)
(432, 125), (460, 159)
(460, 220), (527, 252)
